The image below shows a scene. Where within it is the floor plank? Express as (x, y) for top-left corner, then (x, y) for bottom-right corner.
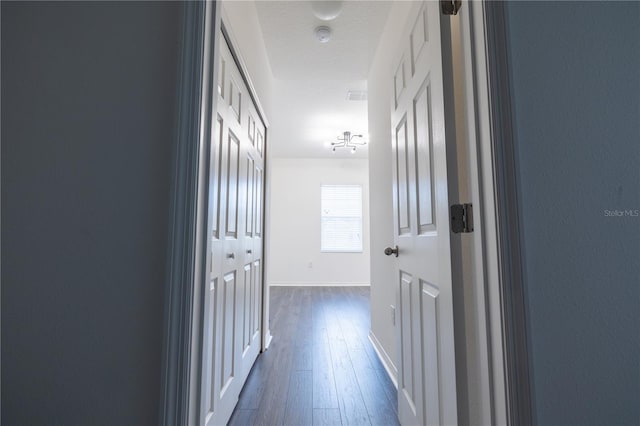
(228, 409), (256, 426)
(229, 286), (398, 426)
(283, 370), (313, 426)
(328, 338), (371, 425)
(313, 408), (342, 426)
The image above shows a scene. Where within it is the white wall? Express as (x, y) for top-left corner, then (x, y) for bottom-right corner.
(366, 1), (414, 380)
(268, 158), (370, 286)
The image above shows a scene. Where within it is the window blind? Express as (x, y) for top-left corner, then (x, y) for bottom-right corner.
(321, 185), (363, 252)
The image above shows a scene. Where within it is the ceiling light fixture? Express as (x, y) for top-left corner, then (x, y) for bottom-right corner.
(331, 131), (366, 154)
(311, 0), (343, 21)
(315, 26), (332, 43)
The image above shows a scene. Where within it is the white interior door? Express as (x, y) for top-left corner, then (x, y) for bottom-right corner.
(390, 2), (458, 425)
(200, 31), (266, 426)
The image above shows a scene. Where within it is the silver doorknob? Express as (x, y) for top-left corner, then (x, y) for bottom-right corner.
(246, 249), (252, 254)
(384, 246), (399, 257)
(226, 253), (235, 259)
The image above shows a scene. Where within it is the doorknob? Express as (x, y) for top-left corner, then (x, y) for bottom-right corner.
(226, 253), (235, 259)
(246, 249), (252, 254)
(384, 245), (399, 257)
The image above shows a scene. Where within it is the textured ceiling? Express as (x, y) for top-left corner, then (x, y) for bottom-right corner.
(253, 0), (393, 158)
(255, 1), (392, 80)
(268, 78), (370, 158)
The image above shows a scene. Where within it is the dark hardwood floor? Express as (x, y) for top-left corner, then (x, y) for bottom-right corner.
(228, 286), (399, 426)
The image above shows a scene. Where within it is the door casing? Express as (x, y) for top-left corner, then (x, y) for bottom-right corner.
(160, 1), (531, 425)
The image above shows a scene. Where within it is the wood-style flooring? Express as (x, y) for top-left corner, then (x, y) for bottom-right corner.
(228, 286), (399, 426)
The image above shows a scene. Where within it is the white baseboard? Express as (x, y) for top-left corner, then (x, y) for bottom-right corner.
(368, 330), (398, 388)
(269, 281), (370, 287)
(262, 330), (273, 351)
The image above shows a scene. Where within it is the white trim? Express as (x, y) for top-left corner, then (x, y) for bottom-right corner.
(470, 3), (509, 421)
(190, 2), (221, 425)
(479, 2), (533, 424)
(269, 281), (370, 287)
(160, 2), (208, 426)
(457, 2), (507, 425)
(440, 2), (512, 425)
(368, 331), (398, 389)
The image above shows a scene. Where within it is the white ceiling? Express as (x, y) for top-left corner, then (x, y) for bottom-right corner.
(253, 0), (393, 159)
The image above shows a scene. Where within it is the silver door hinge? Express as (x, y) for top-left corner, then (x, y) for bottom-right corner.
(441, 0), (462, 15)
(451, 203), (473, 233)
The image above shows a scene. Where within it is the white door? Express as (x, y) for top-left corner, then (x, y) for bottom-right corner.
(390, 2), (458, 425)
(200, 32), (265, 426)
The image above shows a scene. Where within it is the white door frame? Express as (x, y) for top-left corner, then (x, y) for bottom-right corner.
(159, 2), (210, 425)
(453, 1), (532, 424)
(475, 2), (533, 424)
(159, 1), (532, 425)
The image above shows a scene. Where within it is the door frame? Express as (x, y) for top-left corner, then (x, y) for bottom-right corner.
(159, 1), (532, 425)
(477, 2), (533, 424)
(159, 1), (209, 425)
(457, 1), (533, 425)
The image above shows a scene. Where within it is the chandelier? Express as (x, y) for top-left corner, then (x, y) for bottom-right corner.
(331, 131), (367, 153)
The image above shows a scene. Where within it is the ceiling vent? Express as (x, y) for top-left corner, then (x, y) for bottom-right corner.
(346, 90), (367, 101)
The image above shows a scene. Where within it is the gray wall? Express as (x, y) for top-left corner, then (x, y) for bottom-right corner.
(505, 2), (639, 425)
(1, 2), (183, 424)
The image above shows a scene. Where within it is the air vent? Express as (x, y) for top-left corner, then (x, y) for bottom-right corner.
(346, 90), (367, 101)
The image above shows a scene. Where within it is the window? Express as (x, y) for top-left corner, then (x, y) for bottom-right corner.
(321, 185), (363, 252)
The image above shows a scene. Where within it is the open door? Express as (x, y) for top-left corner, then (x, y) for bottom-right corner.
(389, 2), (458, 425)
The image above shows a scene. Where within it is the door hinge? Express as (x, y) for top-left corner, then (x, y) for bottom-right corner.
(441, 0), (462, 15)
(451, 203), (473, 233)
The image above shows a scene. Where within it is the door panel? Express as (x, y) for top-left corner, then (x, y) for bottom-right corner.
(252, 260), (261, 337)
(220, 271), (237, 396)
(254, 165), (263, 237)
(228, 77), (241, 123)
(211, 116), (223, 239)
(413, 80), (435, 232)
(242, 263), (252, 353)
(225, 130), (240, 238)
(245, 156), (254, 237)
(391, 2), (457, 425)
(399, 271), (421, 420)
(395, 116), (411, 235)
(421, 281), (442, 426)
(201, 278), (217, 423)
(202, 30), (266, 426)
(410, 6), (428, 76)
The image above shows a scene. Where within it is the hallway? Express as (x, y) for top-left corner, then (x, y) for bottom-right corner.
(228, 287), (399, 426)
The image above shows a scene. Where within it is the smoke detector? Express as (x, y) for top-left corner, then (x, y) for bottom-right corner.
(315, 26), (332, 43)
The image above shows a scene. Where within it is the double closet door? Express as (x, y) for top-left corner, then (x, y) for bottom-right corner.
(200, 32), (266, 426)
